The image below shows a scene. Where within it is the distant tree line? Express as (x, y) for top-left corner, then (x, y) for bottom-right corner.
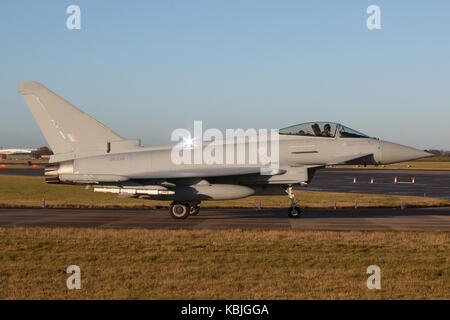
(36, 146), (53, 158)
(427, 149), (450, 157)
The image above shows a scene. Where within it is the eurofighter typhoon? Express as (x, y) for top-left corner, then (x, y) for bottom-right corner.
(18, 82), (431, 219)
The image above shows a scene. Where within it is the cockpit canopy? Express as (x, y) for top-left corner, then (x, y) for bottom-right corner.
(279, 122), (371, 139)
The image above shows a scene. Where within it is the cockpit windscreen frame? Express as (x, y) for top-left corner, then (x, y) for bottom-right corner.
(279, 122), (371, 139)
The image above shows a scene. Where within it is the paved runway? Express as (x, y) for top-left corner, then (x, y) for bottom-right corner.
(0, 207), (449, 231)
(305, 168), (450, 199)
(0, 168), (43, 176)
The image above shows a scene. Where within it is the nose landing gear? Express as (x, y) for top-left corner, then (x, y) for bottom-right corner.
(286, 185), (301, 218)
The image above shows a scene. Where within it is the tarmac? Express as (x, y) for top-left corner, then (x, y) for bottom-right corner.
(0, 207), (449, 231)
(305, 168), (450, 199)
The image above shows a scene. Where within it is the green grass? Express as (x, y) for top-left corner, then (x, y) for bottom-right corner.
(0, 228), (448, 299)
(0, 175), (449, 209)
(0, 165), (44, 170)
(0, 159), (49, 163)
(0, 159), (48, 170)
(415, 156), (450, 162)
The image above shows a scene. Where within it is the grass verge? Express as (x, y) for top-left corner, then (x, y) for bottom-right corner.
(0, 228), (448, 299)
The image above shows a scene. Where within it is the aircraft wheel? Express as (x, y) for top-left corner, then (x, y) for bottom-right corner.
(189, 205), (200, 216)
(288, 206), (301, 218)
(169, 202), (190, 219)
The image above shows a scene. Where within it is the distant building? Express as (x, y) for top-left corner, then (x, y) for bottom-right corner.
(0, 148), (38, 160)
(0, 148), (37, 154)
(0, 147), (53, 160)
(6, 153), (36, 160)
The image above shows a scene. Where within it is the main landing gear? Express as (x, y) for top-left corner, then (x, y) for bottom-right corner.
(169, 201), (201, 219)
(286, 185), (301, 218)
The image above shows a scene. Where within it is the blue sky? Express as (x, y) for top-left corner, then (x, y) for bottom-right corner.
(1, 1), (449, 149)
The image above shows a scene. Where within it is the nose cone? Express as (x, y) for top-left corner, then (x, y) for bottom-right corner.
(379, 141), (433, 164)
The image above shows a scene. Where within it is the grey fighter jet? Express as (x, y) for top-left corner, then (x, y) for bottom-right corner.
(18, 81), (432, 219)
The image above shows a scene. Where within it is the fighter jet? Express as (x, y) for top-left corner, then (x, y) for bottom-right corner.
(18, 81), (432, 219)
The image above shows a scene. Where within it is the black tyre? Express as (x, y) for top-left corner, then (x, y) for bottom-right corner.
(169, 202), (190, 219)
(288, 206), (301, 218)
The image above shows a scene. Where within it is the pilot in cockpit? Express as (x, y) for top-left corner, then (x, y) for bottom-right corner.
(322, 123), (331, 137)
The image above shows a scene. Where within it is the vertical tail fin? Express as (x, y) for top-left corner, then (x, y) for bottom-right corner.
(18, 81), (124, 154)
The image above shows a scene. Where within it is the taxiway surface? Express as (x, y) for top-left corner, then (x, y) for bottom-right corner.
(0, 207), (449, 231)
